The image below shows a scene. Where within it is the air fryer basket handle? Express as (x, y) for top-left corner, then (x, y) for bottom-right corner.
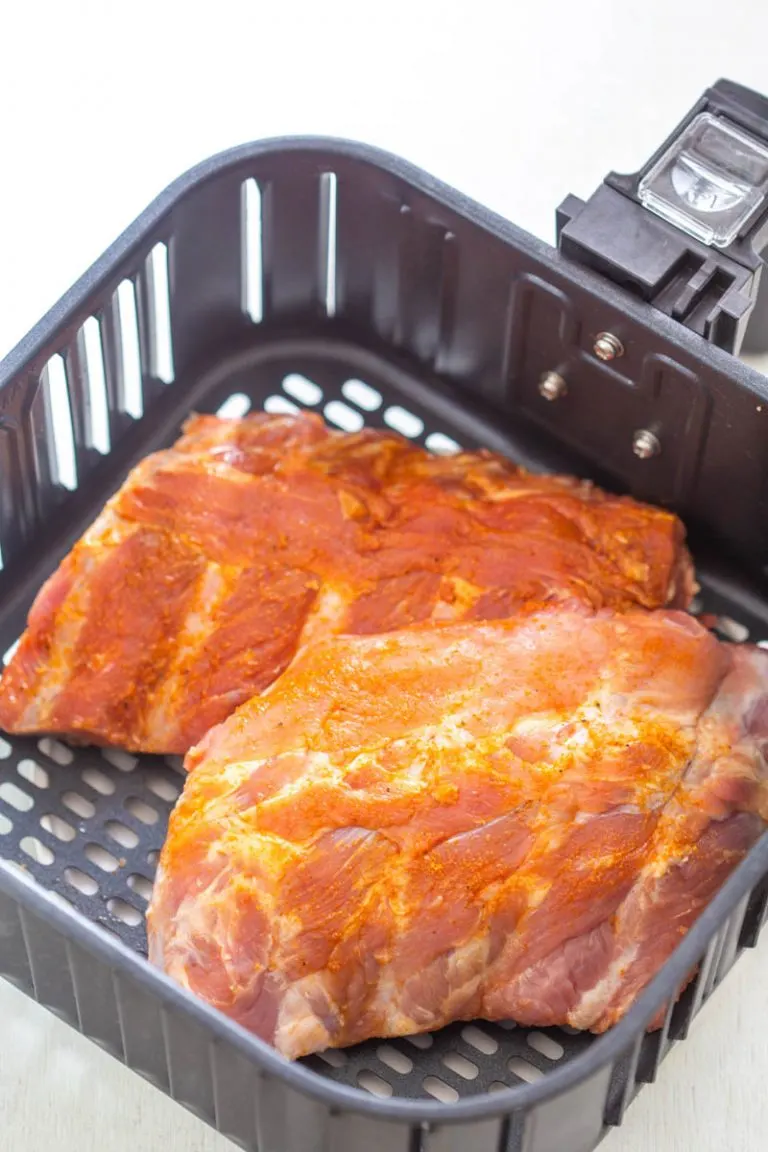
(557, 78), (768, 356)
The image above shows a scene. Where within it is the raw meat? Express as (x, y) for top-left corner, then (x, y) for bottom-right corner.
(0, 413), (693, 754)
(147, 607), (768, 1058)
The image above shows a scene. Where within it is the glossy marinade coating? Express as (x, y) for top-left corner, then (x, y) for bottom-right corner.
(148, 608), (768, 1058)
(0, 413), (693, 754)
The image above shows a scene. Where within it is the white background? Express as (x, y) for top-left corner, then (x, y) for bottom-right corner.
(1, 1), (768, 1149)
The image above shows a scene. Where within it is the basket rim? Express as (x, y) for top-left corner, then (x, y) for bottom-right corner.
(1, 135), (766, 402)
(1, 133), (767, 1124)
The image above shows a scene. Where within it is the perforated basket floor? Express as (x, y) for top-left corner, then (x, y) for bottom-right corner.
(1, 338), (767, 1118)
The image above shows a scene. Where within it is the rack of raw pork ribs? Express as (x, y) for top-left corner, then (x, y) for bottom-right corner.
(0, 409), (765, 1060)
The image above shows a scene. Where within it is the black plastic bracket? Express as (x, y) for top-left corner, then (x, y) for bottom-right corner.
(557, 79), (768, 355)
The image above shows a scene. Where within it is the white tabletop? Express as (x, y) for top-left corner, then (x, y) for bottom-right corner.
(2, 1), (768, 1148)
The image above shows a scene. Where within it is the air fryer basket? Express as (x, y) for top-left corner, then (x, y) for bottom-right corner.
(2, 83), (768, 1152)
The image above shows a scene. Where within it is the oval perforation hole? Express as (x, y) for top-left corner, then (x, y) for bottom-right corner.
(526, 1031), (565, 1060)
(65, 867), (98, 896)
(17, 760), (49, 788)
(489, 1081), (509, 1094)
(115, 279), (143, 419)
(441, 1052), (479, 1080)
(508, 1057), (544, 1083)
(20, 837), (54, 865)
(217, 393), (251, 419)
(84, 844), (120, 873)
(688, 594), (703, 616)
(0, 812), (12, 835)
(341, 379), (382, 412)
(376, 1045), (413, 1074)
(404, 1033), (433, 1050)
(42, 353), (78, 491)
(82, 767), (115, 796)
(757, 639), (768, 650)
(104, 820), (139, 850)
(107, 897), (142, 927)
(316, 1049), (347, 1068)
(461, 1025), (499, 1055)
(383, 406), (424, 439)
(497, 1020), (517, 1030)
(147, 242), (175, 383)
(715, 616), (750, 642)
(3, 640), (19, 666)
(146, 773), (180, 803)
(147, 849), (160, 869)
(37, 737), (73, 765)
(164, 754), (184, 773)
(425, 431), (461, 455)
(62, 791), (96, 820)
(0, 737), (11, 760)
(322, 171), (337, 315)
(127, 874), (153, 903)
(423, 1076), (459, 1102)
(40, 814), (76, 842)
(357, 1071), (393, 1098)
(0, 782), (34, 812)
(264, 395), (299, 416)
(101, 748), (137, 772)
(81, 315), (110, 454)
(241, 178), (263, 323)
(282, 374), (323, 406)
(324, 400), (364, 432)
(125, 796), (159, 825)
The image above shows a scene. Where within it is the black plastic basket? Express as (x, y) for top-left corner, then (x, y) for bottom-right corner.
(2, 94), (768, 1152)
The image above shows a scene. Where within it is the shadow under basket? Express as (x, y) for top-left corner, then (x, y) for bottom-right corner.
(1, 138), (768, 1152)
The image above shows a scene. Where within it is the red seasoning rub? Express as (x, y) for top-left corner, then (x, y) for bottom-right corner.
(0, 412), (693, 754)
(148, 607), (768, 1058)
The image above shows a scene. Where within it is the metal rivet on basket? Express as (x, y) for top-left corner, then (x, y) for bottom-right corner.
(632, 429), (661, 459)
(593, 332), (624, 361)
(538, 371), (567, 401)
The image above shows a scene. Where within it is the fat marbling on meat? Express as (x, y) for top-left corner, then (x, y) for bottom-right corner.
(147, 607), (768, 1058)
(0, 413), (693, 754)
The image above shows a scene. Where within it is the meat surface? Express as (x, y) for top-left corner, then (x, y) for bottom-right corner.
(0, 413), (693, 754)
(147, 608), (768, 1058)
